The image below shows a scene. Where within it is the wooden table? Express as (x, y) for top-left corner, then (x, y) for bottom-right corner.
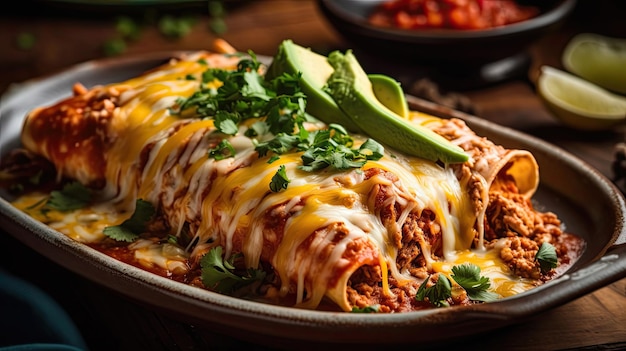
(1, 1), (625, 350)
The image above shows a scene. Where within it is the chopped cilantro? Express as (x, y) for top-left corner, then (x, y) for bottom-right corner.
(416, 274), (452, 307)
(175, 54), (384, 192)
(451, 263), (499, 302)
(115, 16), (141, 41)
(158, 15), (197, 39)
(16, 32), (36, 50)
(269, 165), (290, 193)
(351, 305), (380, 313)
(103, 199), (155, 242)
(299, 125), (384, 172)
(103, 38), (127, 57)
(200, 246), (266, 294)
(208, 139), (236, 160)
(45, 181), (92, 211)
(208, 0), (227, 34)
(416, 263), (499, 307)
(535, 242), (558, 273)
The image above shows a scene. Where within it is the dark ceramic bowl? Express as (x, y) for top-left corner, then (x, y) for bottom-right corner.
(317, 0), (577, 66)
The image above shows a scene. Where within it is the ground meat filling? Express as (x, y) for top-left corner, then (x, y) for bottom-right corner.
(484, 181), (564, 280)
(345, 168), (447, 312)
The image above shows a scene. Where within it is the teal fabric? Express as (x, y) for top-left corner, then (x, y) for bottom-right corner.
(0, 344), (84, 351)
(0, 270), (88, 350)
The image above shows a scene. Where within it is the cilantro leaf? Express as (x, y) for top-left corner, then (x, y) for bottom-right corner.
(535, 242), (558, 273)
(254, 133), (300, 157)
(415, 274), (452, 307)
(269, 165), (290, 193)
(103, 199), (155, 242)
(451, 263), (499, 302)
(298, 126), (384, 172)
(45, 181), (92, 211)
(351, 305), (380, 313)
(200, 246), (266, 294)
(358, 138), (385, 160)
(208, 139), (236, 160)
(214, 110), (240, 135)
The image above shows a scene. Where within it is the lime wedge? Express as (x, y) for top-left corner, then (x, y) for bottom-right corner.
(537, 66), (626, 130)
(563, 33), (626, 94)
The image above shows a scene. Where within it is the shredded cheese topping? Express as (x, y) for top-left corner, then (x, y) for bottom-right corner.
(13, 52), (541, 311)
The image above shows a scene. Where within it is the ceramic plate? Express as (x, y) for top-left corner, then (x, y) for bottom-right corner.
(1, 52), (625, 348)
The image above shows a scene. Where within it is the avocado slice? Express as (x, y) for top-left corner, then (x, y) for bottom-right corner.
(324, 50), (469, 164)
(265, 40), (360, 132)
(369, 74), (409, 118)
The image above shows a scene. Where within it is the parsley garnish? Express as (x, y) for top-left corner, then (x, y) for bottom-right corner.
(200, 246), (266, 294)
(45, 181), (92, 211)
(535, 242), (558, 273)
(103, 199), (155, 242)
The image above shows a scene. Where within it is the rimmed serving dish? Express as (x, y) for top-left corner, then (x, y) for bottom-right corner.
(0, 52), (625, 349)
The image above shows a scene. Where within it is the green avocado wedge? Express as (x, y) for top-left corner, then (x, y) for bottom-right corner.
(265, 40), (361, 132)
(368, 74), (409, 118)
(324, 50), (469, 164)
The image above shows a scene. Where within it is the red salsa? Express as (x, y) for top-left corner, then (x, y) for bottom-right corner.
(368, 0), (539, 30)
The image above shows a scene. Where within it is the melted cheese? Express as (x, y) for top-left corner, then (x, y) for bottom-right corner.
(11, 52), (541, 311)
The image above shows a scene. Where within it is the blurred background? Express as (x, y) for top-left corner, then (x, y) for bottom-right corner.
(2, 0), (626, 188)
(1, 1), (624, 92)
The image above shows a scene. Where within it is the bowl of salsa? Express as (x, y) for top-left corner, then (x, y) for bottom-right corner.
(317, 0), (576, 66)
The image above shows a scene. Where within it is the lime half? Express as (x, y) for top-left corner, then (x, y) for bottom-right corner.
(563, 33), (626, 94)
(537, 66), (626, 131)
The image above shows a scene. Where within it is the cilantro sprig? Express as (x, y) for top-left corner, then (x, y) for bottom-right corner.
(351, 305), (380, 313)
(451, 263), (499, 302)
(44, 181), (92, 211)
(416, 273), (453, 307)
(416, 263), (499, 307)
(535, 242), (558, 273)
(200, 246), (266, 294)
(103, 199), (155, 242)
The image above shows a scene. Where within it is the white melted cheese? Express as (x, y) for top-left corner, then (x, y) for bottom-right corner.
(12, 53), (532, 309)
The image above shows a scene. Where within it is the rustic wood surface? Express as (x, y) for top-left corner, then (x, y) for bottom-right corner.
(1, 1), (625, 350)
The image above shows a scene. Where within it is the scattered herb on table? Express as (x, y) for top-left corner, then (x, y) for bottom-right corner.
(16, 32), (36, 50)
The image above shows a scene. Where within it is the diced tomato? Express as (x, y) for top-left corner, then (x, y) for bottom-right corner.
(368, 0), (539, 30)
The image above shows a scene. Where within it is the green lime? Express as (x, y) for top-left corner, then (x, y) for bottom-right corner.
(537, 66), (626, 130)
(563, 33), (626, 94)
